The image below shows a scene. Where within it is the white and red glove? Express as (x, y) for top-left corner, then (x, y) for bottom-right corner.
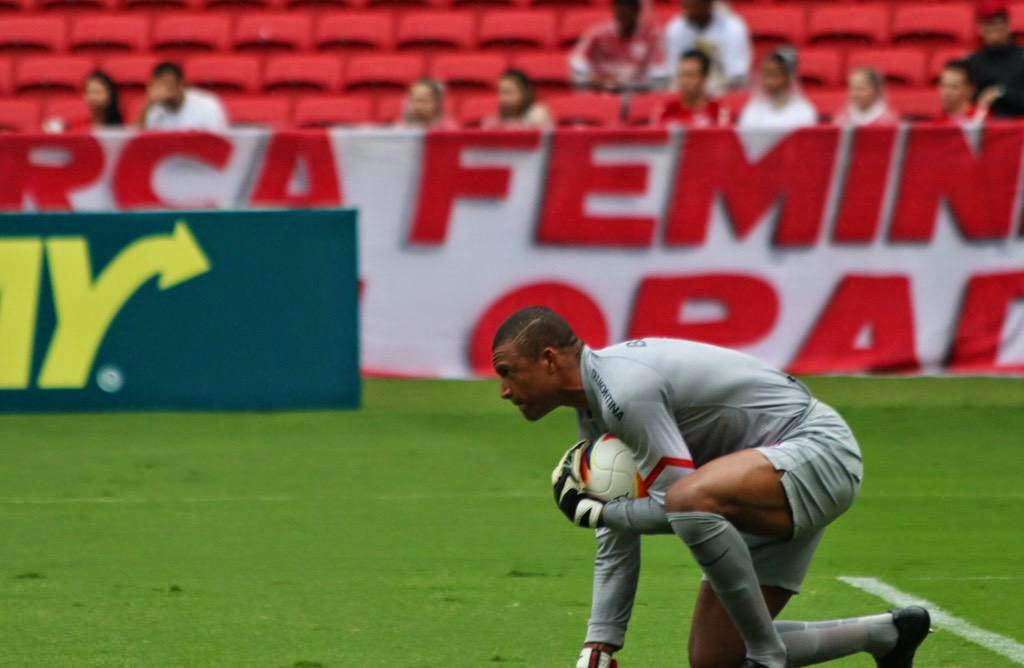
(576, 646), (618, 668)
(551, 440), (605, 529)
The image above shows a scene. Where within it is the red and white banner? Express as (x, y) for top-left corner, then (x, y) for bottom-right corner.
(2, 125), (1023, 377)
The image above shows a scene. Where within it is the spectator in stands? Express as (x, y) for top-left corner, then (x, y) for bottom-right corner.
(142, 62), (227, 131)
(400, 78), (457, 129)
(940, 59), (989, 126)
(664, 0), (751, 96)
(654, 49), (731, 125)
(482, 70), (553, 129)
(967, 0), (1024, 117)
(569, 0), (667, 92)
(43, 70), (124, 133)
(738, 48), (817, 130)
(833, 67), (898, 126)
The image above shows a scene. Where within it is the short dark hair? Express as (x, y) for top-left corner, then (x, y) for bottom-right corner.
(492, 306), (580, 359)
(680, 49), (711, 77)
(613, 0), (641, 9)
(152, 61), (184, 81)
(943, 59), (975, 86)
(500, 68), (536, 113)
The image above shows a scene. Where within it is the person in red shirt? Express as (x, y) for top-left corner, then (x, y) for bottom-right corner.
(569, 0), (668, 92)
(654, 49), (731, 126)
(939, 59), (989, 127)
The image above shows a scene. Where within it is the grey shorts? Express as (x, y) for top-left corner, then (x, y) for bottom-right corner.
(746, 401), (863, 593)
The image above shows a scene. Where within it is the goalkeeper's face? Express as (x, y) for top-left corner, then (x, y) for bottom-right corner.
(492, 343), (562, 421)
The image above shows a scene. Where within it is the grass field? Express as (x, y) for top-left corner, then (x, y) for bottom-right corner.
(1, 377), (1023, 667)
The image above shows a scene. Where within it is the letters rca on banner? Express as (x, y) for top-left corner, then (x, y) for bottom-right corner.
(0, 209), (359, 410)
(1, 126), (1023, 379)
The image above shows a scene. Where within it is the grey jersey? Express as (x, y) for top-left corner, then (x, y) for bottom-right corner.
(575, 338), (815, 647)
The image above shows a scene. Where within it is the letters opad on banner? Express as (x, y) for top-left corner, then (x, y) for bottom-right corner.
(0, 209), (359, 411)
(2, 128), (1024, 377)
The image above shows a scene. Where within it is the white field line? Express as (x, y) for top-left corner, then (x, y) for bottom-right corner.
(838, 576), (1024, 665)
(0, 496), (292, 505)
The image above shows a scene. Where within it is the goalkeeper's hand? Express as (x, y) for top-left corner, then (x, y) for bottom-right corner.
(551, 440), (605, 529)
(576, 646), (618, 668)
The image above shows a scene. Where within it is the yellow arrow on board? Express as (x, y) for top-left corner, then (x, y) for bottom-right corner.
(37, 221), (211, 389)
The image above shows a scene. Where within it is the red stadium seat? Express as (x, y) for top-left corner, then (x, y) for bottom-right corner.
(294, 95), (373, 127)
(528, 0), (595, 8)
(805, 89), (847, 122)
(734, 6), (805, 46)
(848, 48), (927, 87)
(807, 4), (889, 46)
(0, 16), (67, 54)
(430, 52), (506, 94)
(478, 11), (557, 51)
(452, 0), (515, 8)
(264, 54), (343, 92)
(0, 0), (32, 11)
(365, 0), (444, 9)
(626, 92), (671, 125)
(1013, 5), (1024, 43)
(511, 52), (571, 93)
(234, 13), (313, 53)
(43, 97), (91, 130)
(559, 8), (608, 48)
(344, 53), (425, 92)
(222, 94), (291, 127)
(457, 93), (497, 126)
(186, 55), (261, 94)
(39, 0), (117, 11)
(374, 93), (404, 123)
(798, 48), (844, 88)
(206, 0), (280, 10)
(396, 12), (476, 51)
(547, 92), (620, 126)
(0, 57), (11, 94)
(892, 4), (974, 46)
(929, 47), (969, 84)
(316, 12), (394, 51)
(70, 14), (149, 54)
(100, 55), (158, 91)
(888, 87), (941, 121)
(152, 14), (231, 55)
(0, 98), (40, 132)
(286, 0), (359, 8)
(123, 0), (200, 10)
(15, 56), (94, 96)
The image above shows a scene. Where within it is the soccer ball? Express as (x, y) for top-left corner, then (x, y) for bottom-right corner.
(580, 434), (643, 501)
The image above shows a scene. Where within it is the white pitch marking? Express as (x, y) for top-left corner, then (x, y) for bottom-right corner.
(838, 575), (1024, 665)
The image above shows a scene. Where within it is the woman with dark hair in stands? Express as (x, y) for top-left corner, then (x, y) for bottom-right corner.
(482, 69), (552, 129)
(85, 71), (124, 127)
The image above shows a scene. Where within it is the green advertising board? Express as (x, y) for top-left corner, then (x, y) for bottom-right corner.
(0, 209), (359, 411)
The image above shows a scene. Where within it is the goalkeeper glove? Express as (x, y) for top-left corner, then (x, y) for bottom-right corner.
(576, 646), (618, 668)
(551, 440), (605, 529)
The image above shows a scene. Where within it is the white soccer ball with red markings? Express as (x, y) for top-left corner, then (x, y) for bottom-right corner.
(580, 434), (644, 501)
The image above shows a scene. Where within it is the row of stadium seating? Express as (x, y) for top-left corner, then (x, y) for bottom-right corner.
(0, 47), (969, 99)
(0, 5), (1012, 53)
(0, 0), (1016, 8)
(0, 87), (945, 131)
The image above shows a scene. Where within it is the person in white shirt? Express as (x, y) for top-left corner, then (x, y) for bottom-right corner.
(143, 61), (228, 132)
(833, 67), (898, 127)
(738, 48), (818, 130)
(664, 0), (751, 95)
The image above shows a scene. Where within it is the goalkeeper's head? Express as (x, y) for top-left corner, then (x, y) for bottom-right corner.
(491, 306), (584, 421)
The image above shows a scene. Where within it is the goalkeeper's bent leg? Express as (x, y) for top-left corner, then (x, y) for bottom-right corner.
(668, 511), (788, 668)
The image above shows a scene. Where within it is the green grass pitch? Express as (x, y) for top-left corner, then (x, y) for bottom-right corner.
(1, 377), (1022, 667)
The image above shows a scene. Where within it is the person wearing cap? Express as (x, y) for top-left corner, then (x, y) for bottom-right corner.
(569, 0), (668, 92)
(664, 0), (752, 96)
(737, 49), (818, 130)
(967, 0), (1024, 117)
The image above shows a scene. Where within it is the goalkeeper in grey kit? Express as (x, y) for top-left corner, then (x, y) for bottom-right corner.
(490, 306), (932, 668)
